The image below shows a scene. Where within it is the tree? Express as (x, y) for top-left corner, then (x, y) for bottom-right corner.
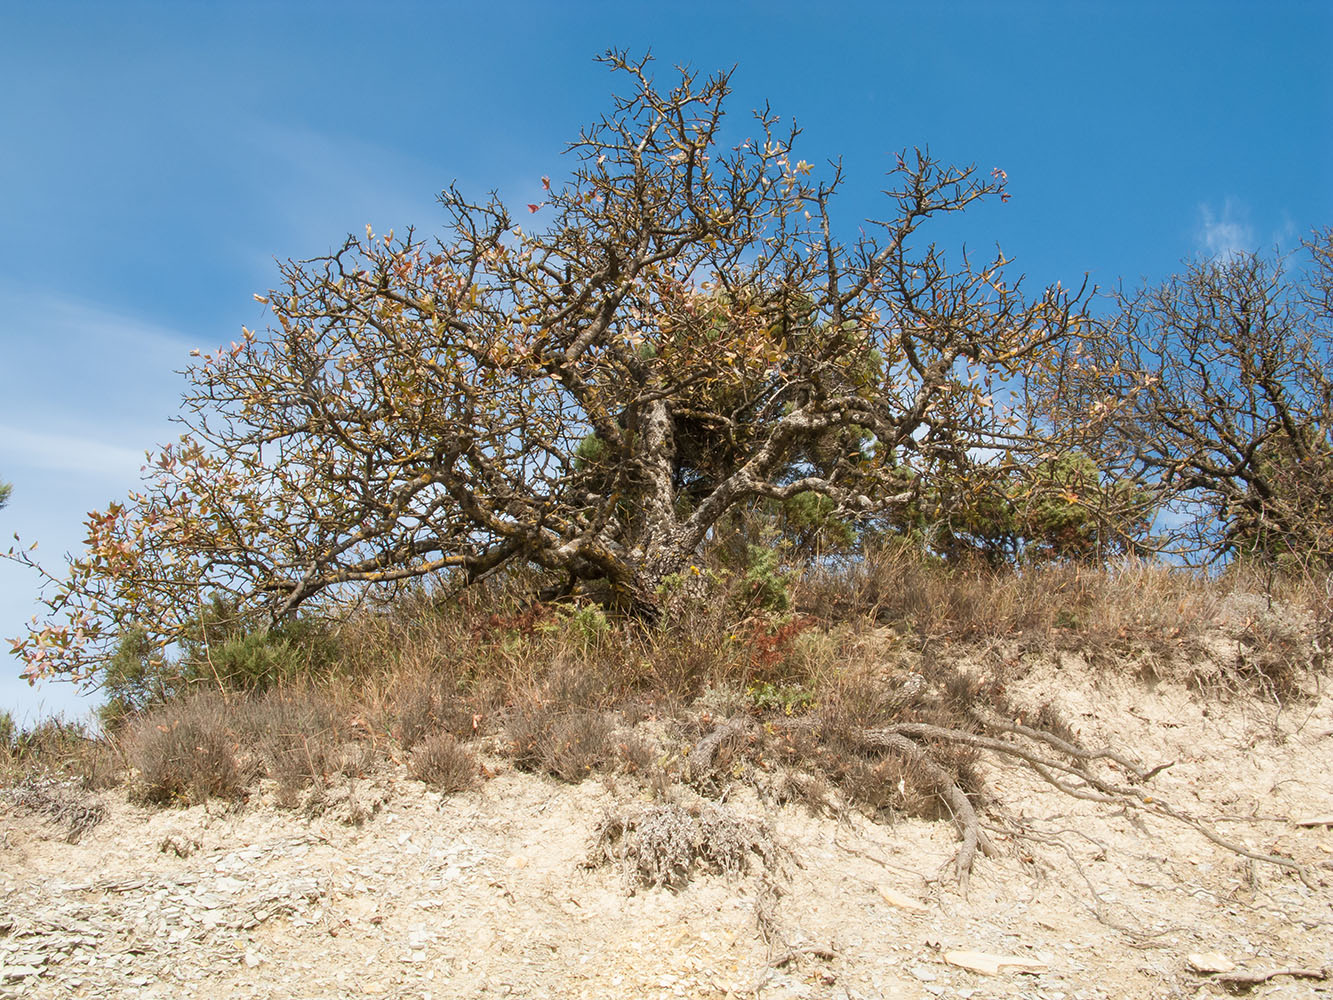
(1050, 232), (1333, 568)
(879, 451), (1153, 565)
(13, 52), (1091, 682)
(0, 478), (10, 511)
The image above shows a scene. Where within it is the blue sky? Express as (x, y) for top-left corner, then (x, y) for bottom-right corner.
(2, 1), (1330, 721)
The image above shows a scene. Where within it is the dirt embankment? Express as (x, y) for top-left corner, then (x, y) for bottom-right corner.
(3, 663), (1332, 1000)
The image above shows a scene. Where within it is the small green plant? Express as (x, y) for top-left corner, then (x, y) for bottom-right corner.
(565, 604), (610, 650)
(739, 545), (792, 613)
(747, 681), (816, 716)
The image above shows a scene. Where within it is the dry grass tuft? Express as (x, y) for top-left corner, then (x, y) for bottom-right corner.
(505, 704), (618, 782)
(2, 775), (107, 843)
(124, 692), (244, 805)
(588, 802), (782, 891)
(409, 733), (477, 792)
(232, 689), (356, 807)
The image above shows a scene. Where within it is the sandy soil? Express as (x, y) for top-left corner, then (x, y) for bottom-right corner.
(2, 660), (1331, 1000)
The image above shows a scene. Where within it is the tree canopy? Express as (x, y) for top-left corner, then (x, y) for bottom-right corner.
(1050, 230), (1333, 569)
(12, 52), (1108, 682)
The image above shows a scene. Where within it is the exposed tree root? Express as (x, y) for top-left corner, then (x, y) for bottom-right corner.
(854, 728), (995, 896)
(687, 710), (1320, 893)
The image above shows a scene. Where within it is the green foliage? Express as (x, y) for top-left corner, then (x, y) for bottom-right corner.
(567, 603), (611, 648)
(178, 597), (338, 691)
(747, 680), (816, 716)
(780, 491), (857, 554)
(573, 433), (608, 470)
(739, 545), (793, 613)
(0, 714), (92, 771)
(0, 477), (10, 511)
(99, 626), (182, 727)
(201, 631), (305, 690)
(880, 451), (1152, 565)
(1017, 453), (1154, 562)
(1224, 427), (1333, 570)
(99, 599), (339, 726)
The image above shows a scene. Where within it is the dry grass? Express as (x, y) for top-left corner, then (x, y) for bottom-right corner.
(123, 691), (244, 805)
(409, 733), (477, 792)
(2, 774), (107, 843)
(798, 547), (1331, 696)
(796, 546), (1222, 645)
(588, 802), (782, 891)
(0, 715), (118, 790)
(5, 553), (1326, 873)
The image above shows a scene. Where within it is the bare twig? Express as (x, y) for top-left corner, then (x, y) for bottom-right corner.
(1213, 966), (1329, 987)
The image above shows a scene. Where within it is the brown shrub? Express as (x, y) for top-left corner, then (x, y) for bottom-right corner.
(588, 802), (781, 891)
(505, 704), (616, 782)
(231, 689), (362, 808)
(409, 733), (477, 792)
(125, 693), (243, 805)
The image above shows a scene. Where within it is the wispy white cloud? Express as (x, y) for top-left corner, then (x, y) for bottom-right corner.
(1196, 199), (1255, 259)
(0, 288), (193, 414)
(0, 424), (146, 479)
(0, 285), (194, 352)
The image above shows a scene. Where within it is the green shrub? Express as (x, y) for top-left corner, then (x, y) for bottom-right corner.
(101, 602), (342, 727)
(739, 545), (792, 613)
(99, 626), (182, 727)
(565, 604), (610, 651)
(780, 491), (856, 554)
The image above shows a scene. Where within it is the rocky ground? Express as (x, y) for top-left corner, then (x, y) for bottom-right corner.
(2, 660), (1331, 1000)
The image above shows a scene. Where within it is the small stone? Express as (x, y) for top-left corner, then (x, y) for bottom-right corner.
(1186, 952), (1236, 974)
(1, 966), (43, 982)
(944, 951), (1049, 975)
(879, 887), (928, 912)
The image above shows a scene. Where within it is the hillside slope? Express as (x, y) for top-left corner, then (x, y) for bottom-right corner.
(3, 657), (1331, 1000)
